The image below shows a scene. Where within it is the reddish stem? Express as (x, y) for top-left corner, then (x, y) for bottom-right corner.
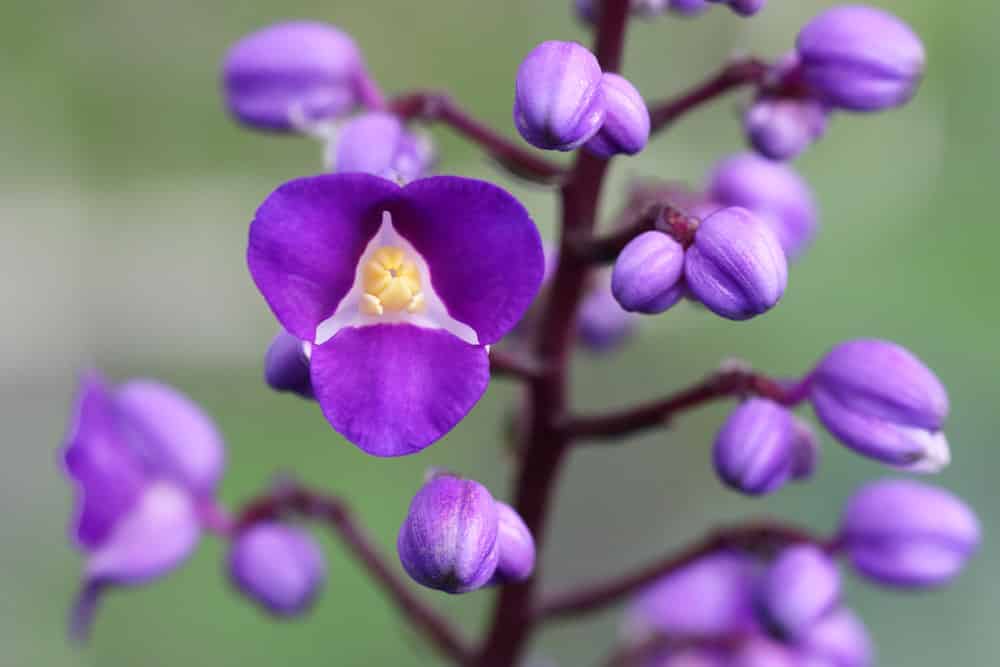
(649, 58), (769, 134)
(489, 347), (544, 382)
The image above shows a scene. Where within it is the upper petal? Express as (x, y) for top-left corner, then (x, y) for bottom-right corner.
(310, 324), (489, 456)
(247, 173), (403, 341)
(393, 176), (544, 344)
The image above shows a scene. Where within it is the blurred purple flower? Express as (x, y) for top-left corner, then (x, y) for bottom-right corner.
(229, 522), (326, 616)
(330, 111), (434, 182)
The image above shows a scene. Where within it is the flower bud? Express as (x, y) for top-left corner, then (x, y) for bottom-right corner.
(668, 0), (710, 17)
(330, 111), (434, 182)
(228, 522), (325, 616)
(611, 231), (686, 314)
(574, 0), (672, 23)
(838, 479), (979, 588)
(514, 41), (605, 151)
(222, 21), (369, 131)
(744, 96), (828, 162)
(713, 399), (797, 496)
(585, 74), (650, 158)
(796, 6), (925, 112)
(397, 475), (499, 593)
(759, 545), (840, 640)
(707, 0), (766, 17)
(707, 153), (817, 260)
(578, 274), (638, 351)
(264, 331), (313, 398)
(493, 502), (536, 583)
(790, 416), (820, 481)
(685, 207), (788, 320)
(808, 339), (950, 471)
(730, 638), (797, 667)
(799, 607), (873, 667)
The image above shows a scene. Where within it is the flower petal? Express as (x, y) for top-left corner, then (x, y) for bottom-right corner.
(247, 173), (403, 341)
(310, 324), (489, 456)
(393, 176), (544, 344)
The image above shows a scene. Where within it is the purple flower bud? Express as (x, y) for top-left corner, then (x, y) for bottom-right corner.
(713, 399), (798, 496)
(729, 638), (797, 667)
(790, 416), (821, 481)
(222, 21), (371, 131)
(578, 273), (639, 351)
(707, 0), (766, 17)
(612, 231), (686, 314)
(514, 41), (606, 151)
(228, 522), (325, 616)
(684, 207), (788, 320)
(586, 74), (650, 158)
(707, 153), (817, 260)
(744, 96), (828, 162)
(668, 0), (710, 17)
(626, 553), (759, 638)
(808, 339), (950, 471)
(397, 475), (499, 593)
(838, 479), (980, 588)
(493, 502), (536, 583)
(799, 607), (873, 667)
(331, 111), (434, 182)
(796, 6), (925, 112)
(264, 331), (313, 399)
(759, 545), (840, 640)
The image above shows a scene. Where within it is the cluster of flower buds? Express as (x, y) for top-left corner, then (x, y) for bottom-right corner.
(397, 473), (535, 593)
(625, 478), (978, 665)
(514, 41), (649, 156)
(575, 0), (766, 22)
(744, 6), (925, 160)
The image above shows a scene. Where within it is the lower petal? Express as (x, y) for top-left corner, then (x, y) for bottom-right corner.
(310, 324), (489, 456)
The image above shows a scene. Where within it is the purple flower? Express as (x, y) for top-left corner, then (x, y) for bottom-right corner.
(808, 339), (950, 472)
(586, 73), (650, 158)
(707, 153), (817, 260)
(713, 399), (799, 496)
(578, 272), (639, 351)
(228, 522), (325, 616)
(612, 231), (686, 314)
(759, 545), (840, 640)
(626, 552), (759, 638)
(668, 0), (710, 17)
(264, 330), (313, 399)
(397, 475), (500, 593)
(493, 502), (536, 584)
(684, 207), (788, 320)
(247, 173), (544, 456)
(798, 607), (873, 667)
(729, 638), (797, 667)
(707, 0), (766, 17)
(222, 21), (375, 132)
(796, 6), (925, 112)
(789, 416), (821, 481)
(514, 41), (605, 151)
(744, 96), (828, 162)
(838, 479), (980, 588)
(330, 111), (434, 183)
(61, 372), (225, 639)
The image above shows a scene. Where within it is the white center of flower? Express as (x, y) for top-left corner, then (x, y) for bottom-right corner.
(313, 211), (478, 346)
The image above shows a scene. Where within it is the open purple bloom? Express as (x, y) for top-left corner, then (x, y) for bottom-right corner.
(61, 372), (225, 639)
(330, 111), (434, 182)
(222, 21), (376, 132)
(229, 522), (326, 616)
(248, 173), (544, 456)
(808, 339), (950, 472)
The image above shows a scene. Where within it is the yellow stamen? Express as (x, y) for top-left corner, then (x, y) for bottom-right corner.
(361, 245), (425, 315)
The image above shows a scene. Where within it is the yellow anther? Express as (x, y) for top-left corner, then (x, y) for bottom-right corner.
(407, 293), (425, 314)
(360, 245), (425, 315)
(360, 293), (384, 316)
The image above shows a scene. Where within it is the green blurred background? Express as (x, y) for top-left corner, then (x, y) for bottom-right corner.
(2, 0), (996, 664)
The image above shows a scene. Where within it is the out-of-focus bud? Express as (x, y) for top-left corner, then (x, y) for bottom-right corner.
(330, 111), (434, 182)
(730, 638), (797, 667)
(578, 273), (639, 351)
(745, 96), (828, 162)
(799, 607), (873, 667)
(790, 416), (820, 481)
(586, 74), (650, 158)
(759, 545), (840, 640)
(514, 41), (605, 151)
(808, 339), (950, 472)
(493, 503), (536, 584)
(684, 207), (788, 320)
(668, 0), (710, 17)
(264, 331), (313, 399)
(228, 522), (325, 616)
(222, 21), (371, 131)
(625, 553), (759, 639)
(713, 399), (798, 496)
(397, 475), (499, 593)
(707, 0), (766, 17)
(611, 231), (685, 314)
(796, 6), (925, 112)
(838, 479), (980, 588)
(707, 153), (817, 260)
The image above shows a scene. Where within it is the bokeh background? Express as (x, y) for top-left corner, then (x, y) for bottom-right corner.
(2, 0), (996, 665)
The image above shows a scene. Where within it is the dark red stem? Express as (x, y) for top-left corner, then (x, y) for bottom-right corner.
(569, 203), (699, 264)
(649, 58), (769, 134)
(489, 347), (544, 382)
(235, 484), (474, 665)
(389, 91), (567, 185)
